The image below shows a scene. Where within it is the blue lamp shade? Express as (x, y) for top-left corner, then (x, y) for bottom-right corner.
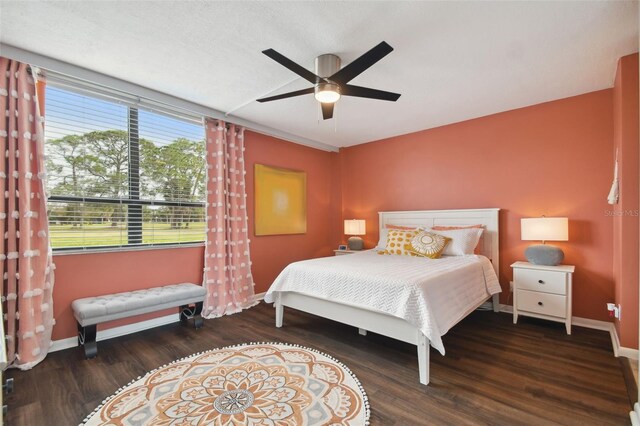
(521, 217), (568, 266)
(344, 219), (366, 250)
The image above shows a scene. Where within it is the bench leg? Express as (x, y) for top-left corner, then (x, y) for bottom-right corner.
(179, 304), (190, 326)
(77, 322), (97, 359)
(180, 302), (204, 329)
(194, 301), (204, 329)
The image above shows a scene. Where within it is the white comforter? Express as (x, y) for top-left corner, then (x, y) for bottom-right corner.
(264, 250), (501, 355)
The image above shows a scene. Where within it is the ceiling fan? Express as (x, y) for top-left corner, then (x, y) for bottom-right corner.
(256, 41), (401, 120)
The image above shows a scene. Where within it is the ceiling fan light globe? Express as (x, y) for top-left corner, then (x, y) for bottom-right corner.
(314, 83), (341, 103)
(315, 91), (340, 103)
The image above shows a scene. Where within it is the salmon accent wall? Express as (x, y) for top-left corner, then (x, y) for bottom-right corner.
(51, 131), (339, 341)
(51, 246), (204, 341)
(613, 53), (639, 348)
(244, 131), (339, 293)
(340, 90), (615, 322)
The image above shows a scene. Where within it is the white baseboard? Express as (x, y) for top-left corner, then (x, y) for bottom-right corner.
(49, 312), (181, 353)
(498, 304), (513, 314)
(610, 322), (639, 360)
(572, 316), (613, 331)
(630, 402), (640, 426)
(48, 337), (78, 353)
(497, 304), (638, 360)
(49, 292), (268, 354)
(611, 322), (622, 358)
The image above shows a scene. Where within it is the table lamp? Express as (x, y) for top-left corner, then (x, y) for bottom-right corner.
(344, 219), (366, 250)
(521, 217), (568, 266)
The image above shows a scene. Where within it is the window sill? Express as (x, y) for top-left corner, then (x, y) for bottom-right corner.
(52, 242), (205, 256)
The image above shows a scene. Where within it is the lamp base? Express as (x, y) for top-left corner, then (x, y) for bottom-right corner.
(347, 236), (364, 251)
(525, 244), (564, 266)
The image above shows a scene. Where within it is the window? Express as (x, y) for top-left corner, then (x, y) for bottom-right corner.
(45, 84), (206, 251)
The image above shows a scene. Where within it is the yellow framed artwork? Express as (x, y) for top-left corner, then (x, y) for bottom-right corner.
(255, 164), (307, 236)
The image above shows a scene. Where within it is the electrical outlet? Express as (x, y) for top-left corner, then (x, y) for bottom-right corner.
(509, 281), (513, 292)
(606, 303), (622, 319)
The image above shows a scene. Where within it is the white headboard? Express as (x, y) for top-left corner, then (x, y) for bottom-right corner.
(378, 208), (500, 277)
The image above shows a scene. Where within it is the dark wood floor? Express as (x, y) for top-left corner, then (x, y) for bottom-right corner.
(5, 303), (632, 425)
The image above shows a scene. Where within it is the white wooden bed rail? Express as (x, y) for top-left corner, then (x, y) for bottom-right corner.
(273, 208), (501, 386)
(274, 291), (498, 385)
(275, 292), (432, 383)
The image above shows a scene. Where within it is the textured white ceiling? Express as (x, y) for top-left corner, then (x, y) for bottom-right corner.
(0, 1), (637, 148)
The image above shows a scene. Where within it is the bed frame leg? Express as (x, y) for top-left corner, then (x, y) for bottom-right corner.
(417, 332), (429, 385)
(358, 328), (367, 336)
(275, 295), (284, 328)
(492, 293), (500, 313)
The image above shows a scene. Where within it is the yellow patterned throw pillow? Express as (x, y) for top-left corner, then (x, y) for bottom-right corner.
(410, 231), (450, 259)
(379, 229), (420, 256)
(379, 229), (449, 259)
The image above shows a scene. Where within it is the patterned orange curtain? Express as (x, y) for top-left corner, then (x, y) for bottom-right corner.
(0, 57), (55, 369)
(202, 119), (257, 318)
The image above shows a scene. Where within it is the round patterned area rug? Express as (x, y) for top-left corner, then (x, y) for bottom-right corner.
(82, 342), (370, 425)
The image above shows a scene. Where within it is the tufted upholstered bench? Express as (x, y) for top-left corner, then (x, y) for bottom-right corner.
(71, 283), (206, 359)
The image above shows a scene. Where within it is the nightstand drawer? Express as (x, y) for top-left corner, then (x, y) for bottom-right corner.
(516, 289), (566, 318)
(514, 268), (567, 295)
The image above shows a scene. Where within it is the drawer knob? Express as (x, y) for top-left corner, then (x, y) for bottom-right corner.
(538, 301), (544, 306)
(538, 280), (545, 284)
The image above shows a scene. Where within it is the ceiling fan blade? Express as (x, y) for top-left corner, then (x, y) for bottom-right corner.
(329, 41), (394, 85)
(321, 103), (334, 120)
(262, 49), (320, 84)
(257, 87), (315, 103)
(341, 84), (401, 102)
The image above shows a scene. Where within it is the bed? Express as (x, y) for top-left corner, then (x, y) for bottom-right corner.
(264, 208), (502, 385)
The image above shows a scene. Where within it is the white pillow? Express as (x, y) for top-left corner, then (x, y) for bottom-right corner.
(432, 228), (483, 256)
(375, 228), (389, 250)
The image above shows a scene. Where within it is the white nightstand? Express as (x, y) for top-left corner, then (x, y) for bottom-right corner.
(334, 249), (356, 256)
(511, 261), (575, 334)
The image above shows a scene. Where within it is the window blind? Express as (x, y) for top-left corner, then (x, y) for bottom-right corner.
(45, 84), (206, 250)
